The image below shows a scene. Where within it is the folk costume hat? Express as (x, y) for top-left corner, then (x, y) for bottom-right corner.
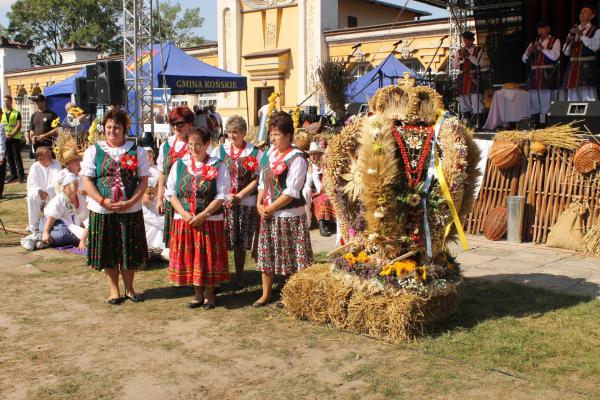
(53, 130), (84, 165)
(308, 142), (325, 154)
(462, 31), (475, 40)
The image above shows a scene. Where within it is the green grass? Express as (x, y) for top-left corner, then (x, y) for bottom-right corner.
(1, 181), (599, 398)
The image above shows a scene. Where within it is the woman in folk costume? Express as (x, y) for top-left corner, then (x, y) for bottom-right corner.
(303, 142), (336, 237)
(211, 115), (262, 289)
(156, 107), (193, 246)
(41, 173), (88, 249)
(254, 111), (313, 307)
(166, 127), (230, 309)
(81, 109), (149, 305)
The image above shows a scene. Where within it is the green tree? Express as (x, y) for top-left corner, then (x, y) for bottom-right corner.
(6, 0), (122, 66)
(153, 0), (204, 47)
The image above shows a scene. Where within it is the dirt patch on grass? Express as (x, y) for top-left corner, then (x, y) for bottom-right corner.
(0, 195), (598, 400)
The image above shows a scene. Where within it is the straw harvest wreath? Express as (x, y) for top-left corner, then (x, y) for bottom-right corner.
(282, 75), (481, 342)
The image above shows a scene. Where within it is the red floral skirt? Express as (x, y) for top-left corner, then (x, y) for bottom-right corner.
(312, 193), (336, 222)
(168, 219), (230, 287)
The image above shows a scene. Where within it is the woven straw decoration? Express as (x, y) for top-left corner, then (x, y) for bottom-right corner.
(574, 142), (600, 174)
(483, 206), (508, 241)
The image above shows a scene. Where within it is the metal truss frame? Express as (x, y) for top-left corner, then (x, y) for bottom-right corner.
(123, 0), (154, 137)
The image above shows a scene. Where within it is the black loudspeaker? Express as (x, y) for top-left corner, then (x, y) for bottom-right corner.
(96, 60), (125, 106)
(74, 77), (95, 113)
(85, 64), (98, 104)
(547, 101), (600, 133)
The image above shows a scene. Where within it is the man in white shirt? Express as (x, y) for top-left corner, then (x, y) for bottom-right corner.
(522, 20), (561, 127)
(26, 146), (61, 232)
(564, 6), (600, 101)
(452, 31), (484, 127)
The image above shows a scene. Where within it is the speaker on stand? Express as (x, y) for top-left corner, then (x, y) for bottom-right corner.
(96, 60), (125, 106)
(74, 77), (96, 115)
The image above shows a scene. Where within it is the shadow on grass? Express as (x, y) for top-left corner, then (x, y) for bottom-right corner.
(141, 270), (285, 309)
(429, 274), (598, 335)
(1, 193), (26, 201)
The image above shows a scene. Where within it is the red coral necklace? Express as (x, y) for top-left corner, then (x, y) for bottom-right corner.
(391, 125), (435, 187)
(169, 138), (188, 160)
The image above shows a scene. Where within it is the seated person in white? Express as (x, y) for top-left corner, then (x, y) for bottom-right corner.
(26, 146), (61, 232)
(142, 178), (165, 250)
(145, 146), (160, 182)
(41, 173), (89, 248)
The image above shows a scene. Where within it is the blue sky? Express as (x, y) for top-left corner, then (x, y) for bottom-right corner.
(0, 0), (447, 41)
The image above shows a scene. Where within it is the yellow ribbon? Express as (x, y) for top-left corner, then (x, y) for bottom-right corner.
(434, 147), (469, 251)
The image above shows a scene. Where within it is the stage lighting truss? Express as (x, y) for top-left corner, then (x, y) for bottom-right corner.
(123, 0), (154, 138)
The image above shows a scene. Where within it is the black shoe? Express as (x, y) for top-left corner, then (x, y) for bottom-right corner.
(203, 303), (215, 310)
(106, 297), (125, 305)
(125, 293), (144, 302)
(18, 177), (26, 183)
(187, 301), (203, 309)
(5, 176), (17, 183)
(251, 300), (269, 308)
(319, 220), (332, 237)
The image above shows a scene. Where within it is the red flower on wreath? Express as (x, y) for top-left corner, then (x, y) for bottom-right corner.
(120, 154), (138, 171)
(271, 161), (287, 176)
(201, 165), (219, 181)
(243, 156), (258, 172)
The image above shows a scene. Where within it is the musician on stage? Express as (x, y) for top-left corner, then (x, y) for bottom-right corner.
(522, 20), (560, 127)
(452, 31), (484, 127)
(563, 6), (600, 101)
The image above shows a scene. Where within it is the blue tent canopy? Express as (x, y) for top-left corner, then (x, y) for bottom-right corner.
(44, 68), (86, 121)
(345, 54), (414, 103)
(44, 42), (246, 99)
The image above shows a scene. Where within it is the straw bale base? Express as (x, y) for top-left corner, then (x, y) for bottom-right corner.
(281, 264), (461, 343)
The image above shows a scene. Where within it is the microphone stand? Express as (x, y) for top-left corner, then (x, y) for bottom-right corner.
(422, 36), (448, 84)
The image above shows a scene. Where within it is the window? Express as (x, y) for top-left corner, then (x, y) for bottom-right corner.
(348, 16), (358, 27)
(350, 62), (372, 79)
(401, 58), (426, 76)
(197, 92), (217, 108)
(15, 99), (32, 134)
(171, 95), (188, 108)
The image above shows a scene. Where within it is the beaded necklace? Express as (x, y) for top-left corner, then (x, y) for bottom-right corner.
(169, 137), (188, 161)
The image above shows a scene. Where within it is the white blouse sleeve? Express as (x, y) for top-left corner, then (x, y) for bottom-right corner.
(283, 156), (308, 199)
(44, 195), (66, 220)
(254, 149), (264, 177)
(581, 30), (600, 52)
(312, 168), (323, 193)
(156, 141), (167, 172)
(164, 161), (179, 199)
(215, 163), (230, 200)
(27, 163), (42, 197)
(136, 146), (150, 177)
(80, 145), (97, 177)
(258, 165), (266, 191)
(210, 146), (220, 159)
(543, 38), (560, 61)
